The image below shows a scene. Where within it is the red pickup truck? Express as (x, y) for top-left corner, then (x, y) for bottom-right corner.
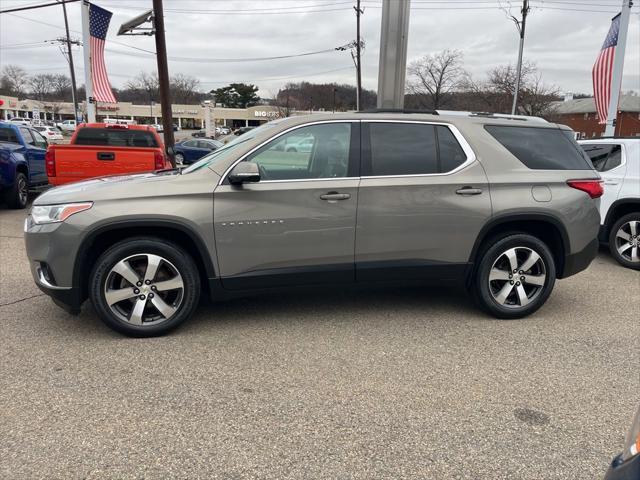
(46, 123), (171, 186)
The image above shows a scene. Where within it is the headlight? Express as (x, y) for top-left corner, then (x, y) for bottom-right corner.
(621, 406), (640, 462)
(31, 202), (93, 225)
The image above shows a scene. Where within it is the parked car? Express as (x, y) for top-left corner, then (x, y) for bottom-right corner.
(0, 121), (49, 209)
(7, 117), (31, 127)
(174, 138), (223, 165)
(579, 138), (639, 270)
(150, 123), (163, 133)
(234, 126), (255, 136)
(604, 405), (640, 480)
(192, 129), (207, 138)
(172, 123), (179, 132)
(24, 112), (602, 337)
(57, 119), (77, 133)
(45, 123), (171, 186)
(284, 135), (314, 153)
(216, 126), (231, 136)
(34, 125), (64, 144)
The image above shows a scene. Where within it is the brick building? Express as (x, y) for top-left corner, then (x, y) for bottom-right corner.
(549, 95), (640, 138)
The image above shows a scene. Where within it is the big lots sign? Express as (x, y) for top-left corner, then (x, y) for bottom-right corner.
(254, 110), (280, 118)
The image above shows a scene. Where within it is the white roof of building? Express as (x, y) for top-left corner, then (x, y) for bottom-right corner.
(551, 94), (640, 114)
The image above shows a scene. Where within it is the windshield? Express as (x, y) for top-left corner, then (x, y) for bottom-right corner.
(181, 120), (285, 174)
(181, 139), (249, 174)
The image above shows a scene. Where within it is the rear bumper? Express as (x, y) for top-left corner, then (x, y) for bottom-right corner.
(604, 454), (640, 480)
(560, 237), (598, 279)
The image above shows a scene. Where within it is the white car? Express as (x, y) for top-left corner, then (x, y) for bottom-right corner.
(34, 125), (64, 144)
(580, 137), (640, 270)
(8, 117), (31, 126)
(57, 119), (77, 133)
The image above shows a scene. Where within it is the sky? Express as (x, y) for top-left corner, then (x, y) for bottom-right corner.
(0, 0), (639, 99)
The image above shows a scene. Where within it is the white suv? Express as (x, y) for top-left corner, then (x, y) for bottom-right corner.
(580, 138), (640, 270)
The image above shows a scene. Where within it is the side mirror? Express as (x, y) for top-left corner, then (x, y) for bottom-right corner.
(228, 162), (260, 185)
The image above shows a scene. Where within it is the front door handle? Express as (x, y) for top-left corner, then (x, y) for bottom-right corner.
(320, 192), (351, 201)
(456, 187), (483, 196)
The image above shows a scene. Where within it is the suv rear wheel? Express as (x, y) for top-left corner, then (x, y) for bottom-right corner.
(608, 213), (640, 270)
(474, 234), (556, 319)
(90, 237), (200, 337)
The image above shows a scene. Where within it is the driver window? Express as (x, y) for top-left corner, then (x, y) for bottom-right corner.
(244, 123), (351, 181)
(31, 130), (48, 148)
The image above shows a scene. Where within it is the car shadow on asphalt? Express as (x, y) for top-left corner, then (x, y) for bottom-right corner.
(69, 284), (480, 338)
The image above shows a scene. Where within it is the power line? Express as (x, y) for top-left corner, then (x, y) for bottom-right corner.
(0, 0), (79, 14)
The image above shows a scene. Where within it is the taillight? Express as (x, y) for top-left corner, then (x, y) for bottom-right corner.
(45, 148), (56, 177)
(154, 151), (165, 170)
(567, 179), (603, 199)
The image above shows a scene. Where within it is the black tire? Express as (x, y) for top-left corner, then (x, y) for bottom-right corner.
(608, 212), (640, 270)
(6, 172), (28, 209)
(473, 233), (556, 319)
(89, 237), (200, 337)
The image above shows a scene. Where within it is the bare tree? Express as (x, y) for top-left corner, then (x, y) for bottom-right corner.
(463, 62), (558, 115)
(407, 49), (466, 110)
(50, 74), (72, 101)
(1, 65), (29, 98)
(28, 74), (56, 101)
(170, 73), (200, 104)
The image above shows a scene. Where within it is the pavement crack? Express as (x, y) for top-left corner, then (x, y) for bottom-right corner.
(0, 293), (45, 307)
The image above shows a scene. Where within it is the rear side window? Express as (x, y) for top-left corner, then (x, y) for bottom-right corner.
(485, 125), (592, 170)
(74, 128), (158, 147)
(365, 123), (467, 176)
(0, 127), (19, 143)
(581, 143), (623, 172)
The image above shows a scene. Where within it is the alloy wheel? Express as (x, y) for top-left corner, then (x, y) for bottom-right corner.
(614, 220), (640, 263)
(488, 246), (547, 309)
(104, 253), (184, 326)
(175, 153), (184, 166)
(17, 176), (28, 206)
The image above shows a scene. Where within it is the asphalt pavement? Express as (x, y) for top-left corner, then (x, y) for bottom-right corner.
(0, 205), (638, 479)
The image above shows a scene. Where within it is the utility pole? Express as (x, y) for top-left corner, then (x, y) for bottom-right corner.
(152, 0), (175, 166)
(377, 0), (411, 109)
(59, 0), (80, 123)
(510, 0), (530, 115)
(604, 0), (633, 137)
(354, 0), (364, 111)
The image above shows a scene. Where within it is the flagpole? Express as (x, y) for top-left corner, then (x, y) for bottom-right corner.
(81, 0), (96, 123)
(604, 0), (632, 137)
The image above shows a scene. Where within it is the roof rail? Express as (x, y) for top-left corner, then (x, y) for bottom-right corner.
(358, 108), (439, 115)
(435, 110), (548, 123)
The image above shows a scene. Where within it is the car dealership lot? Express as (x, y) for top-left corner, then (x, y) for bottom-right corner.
(0, 206), (638, 479)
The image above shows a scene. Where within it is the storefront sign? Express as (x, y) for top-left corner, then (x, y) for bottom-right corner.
(254, 110), (280, 118)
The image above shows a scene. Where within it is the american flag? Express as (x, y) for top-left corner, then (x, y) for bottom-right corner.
(592, 13), (621, 125)
(89, 3), (116, 103)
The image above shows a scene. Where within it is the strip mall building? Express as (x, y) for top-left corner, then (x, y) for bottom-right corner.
(0, 95), (305, 129)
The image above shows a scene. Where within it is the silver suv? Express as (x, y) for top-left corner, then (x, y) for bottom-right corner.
(25, 112), (602, 337)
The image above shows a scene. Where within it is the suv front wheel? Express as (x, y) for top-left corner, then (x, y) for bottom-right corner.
(474, 234), (556, 319)
(90, 237), (201, 337)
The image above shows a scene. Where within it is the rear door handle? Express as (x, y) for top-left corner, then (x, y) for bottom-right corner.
(320, 192), (351, 201)
(456, 187), (483, 196)
(604, 181), (619, 185)
(97, 152), (115, 161)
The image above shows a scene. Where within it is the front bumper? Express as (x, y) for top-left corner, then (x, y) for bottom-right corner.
(560, 237), (599, 279)
(25, 216), (86, 313)
(604, 453), (640, 480)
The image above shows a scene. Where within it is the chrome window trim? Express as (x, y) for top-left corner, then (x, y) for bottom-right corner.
(218, 120), (356, 186)
(361, 119), (477, 179)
